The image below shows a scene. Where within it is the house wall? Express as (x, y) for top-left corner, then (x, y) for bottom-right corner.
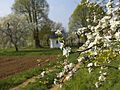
(50, 39), (61, 48)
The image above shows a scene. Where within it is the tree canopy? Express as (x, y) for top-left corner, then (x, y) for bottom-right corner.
(12, 0), (49, 48)
(68, 1), (105, 32)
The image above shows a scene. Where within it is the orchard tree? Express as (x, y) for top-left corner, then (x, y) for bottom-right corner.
(53, 0), (120, 88)
(68, 0), (105, 47)
(12, 0), (49, 48)
(0, 14), (30, 51)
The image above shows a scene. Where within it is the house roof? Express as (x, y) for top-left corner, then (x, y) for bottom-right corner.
(49, 30), (67, 39)
(49, 32), (58, 39)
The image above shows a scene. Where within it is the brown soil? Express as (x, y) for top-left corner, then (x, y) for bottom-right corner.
(0, 56), (56, 79)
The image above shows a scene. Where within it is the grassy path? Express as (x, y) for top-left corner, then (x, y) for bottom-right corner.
(9, 76), (39, 90)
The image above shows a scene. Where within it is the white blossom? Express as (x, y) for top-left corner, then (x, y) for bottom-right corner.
(101, 66), (104, 70)
(65, 71), (73, 80)
(106, 0), (113, 8)
(94, 61), (99, 66)
(98, 74), (106, 82)
(77, 57), (84, 63)
(64, 65), (69, 72)
(72, 67), (77, 73)
(77, 27), (87, 35)
(68, 63), (74, 70)
(86, 18), (90, 22)
(63, 47), (71, 57)
(37, 59), (41, 62)
(94, 51), (98, 56)
(115, 31), (120, 41)
(87, 63), (93, 67)
(99, 71), (102, 74)
(59, 84), (62, 88)
(54, 78), (57, 85)
(95, 82), (100, 88)
(60, 42), (64, 50)
(86, 33), (93, 40)
(118, 65), (120, 70)
(88, 67), (93, 73)
(55, 29), (62, 35)
(102, 72), (107, 76)
(57, 71), (64, 78)
(41, 71), (46, 77)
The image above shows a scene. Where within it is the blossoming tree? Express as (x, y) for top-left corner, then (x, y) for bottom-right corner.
(54, 0), (120, 88)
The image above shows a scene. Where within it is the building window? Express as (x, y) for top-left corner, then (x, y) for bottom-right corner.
(56, 40), (59, 44)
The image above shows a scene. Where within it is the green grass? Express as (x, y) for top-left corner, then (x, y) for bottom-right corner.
(0, 48), (61, 56)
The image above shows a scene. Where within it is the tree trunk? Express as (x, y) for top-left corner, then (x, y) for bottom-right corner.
(32, 0), (41, 48)
(14, 44), (19, 52)
(47, 38), (49, 46)
(33, 28), (41, 48)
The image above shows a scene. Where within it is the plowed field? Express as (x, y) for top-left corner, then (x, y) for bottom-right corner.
(0, 56), (56, 79)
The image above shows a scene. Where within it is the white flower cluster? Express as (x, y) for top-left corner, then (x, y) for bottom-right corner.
(55, 29), (62, 35)
(78, 0), (120, 52)
(95, 82), (101, 88)
(115, 31), (120, 41)
(87, 63), (94, 73)
(94, 71), (107, 88)
(54, 61), (79, 87)
(60, 42), (64, 50)
(76, 27), (87, 35)
(57, 62), (75, 79)
(118, 65), (120, 70)
(98, 72), (107, 82)
(77, 56), (85, 63)
(63, 47), (71, 57)
(41, 71), (46, 77)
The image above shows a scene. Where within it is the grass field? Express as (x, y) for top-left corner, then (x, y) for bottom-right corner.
(0, 48), (61, 56)
(0, 48), (120, 90)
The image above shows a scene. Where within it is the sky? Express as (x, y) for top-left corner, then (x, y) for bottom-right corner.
(0, 0), (80, 31)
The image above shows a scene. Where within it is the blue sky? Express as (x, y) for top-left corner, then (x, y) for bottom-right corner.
(0, 0), (80, 30)
(47, 0), (80, 29)
(0, 0), (14, 17)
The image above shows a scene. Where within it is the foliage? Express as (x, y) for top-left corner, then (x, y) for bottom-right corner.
(68, 1), (105, 32)
(0, 14), (30, 51)
(12, 0), (49, 48)
(39, 23), (52, 46)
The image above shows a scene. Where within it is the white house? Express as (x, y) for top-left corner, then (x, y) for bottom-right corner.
(49, 34), (61, 48)
(49, 31), (66, 48)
